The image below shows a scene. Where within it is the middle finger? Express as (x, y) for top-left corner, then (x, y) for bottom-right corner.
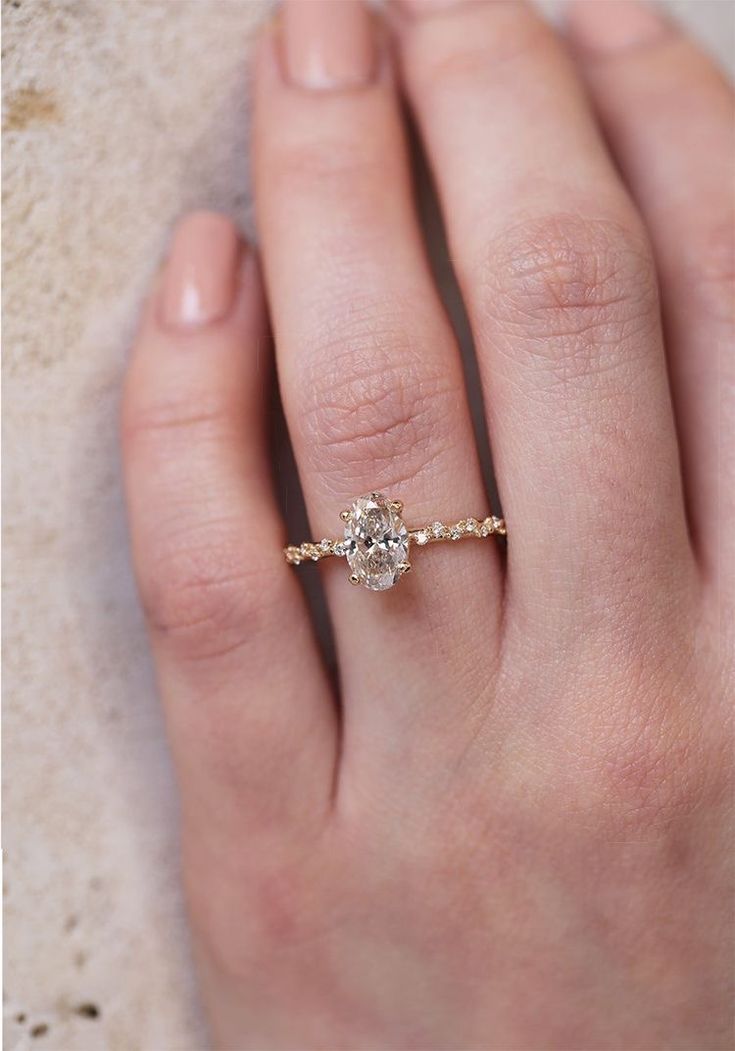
(395, 0), (696, 634)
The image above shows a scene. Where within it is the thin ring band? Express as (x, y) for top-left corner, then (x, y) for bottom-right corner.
(284, 492), (506, 591)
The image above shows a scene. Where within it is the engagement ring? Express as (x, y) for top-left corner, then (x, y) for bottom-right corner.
(284, 492), (506, 591)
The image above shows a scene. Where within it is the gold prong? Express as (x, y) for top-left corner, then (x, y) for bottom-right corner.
(340, 509), (351, 521)
(398, 562), (412, 575)
(390, 499), (404, 513)
(349, 573), (360, 586)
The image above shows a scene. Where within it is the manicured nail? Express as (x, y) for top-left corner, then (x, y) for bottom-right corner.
(160, 212), (240, 330)
(565, 1), (668, 54)
(394, 0), (472, 13)
(281, 0), (375, 91)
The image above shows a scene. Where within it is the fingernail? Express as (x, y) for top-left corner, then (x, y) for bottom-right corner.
(394, 0), (472, 14)
(280, 0), (375, 91)
(160, 212), (241, 330)
(565, 1), (668, 54)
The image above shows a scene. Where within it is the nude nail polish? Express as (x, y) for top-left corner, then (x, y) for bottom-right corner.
(394, 0), (472, 13)
(566, 1), (668, 54)
(160, 211), (240, 330)
(281, 0), (376, 91)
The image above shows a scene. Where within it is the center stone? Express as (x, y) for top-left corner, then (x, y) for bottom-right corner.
(344, 493), (409, 591)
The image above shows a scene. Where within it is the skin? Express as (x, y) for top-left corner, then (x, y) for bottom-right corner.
(122, 1), (734, 1048)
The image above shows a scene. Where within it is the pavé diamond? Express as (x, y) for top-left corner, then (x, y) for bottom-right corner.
(344, 493), (409, 591)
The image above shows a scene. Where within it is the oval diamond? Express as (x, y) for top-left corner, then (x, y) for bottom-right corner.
(344, 493), (409, 591)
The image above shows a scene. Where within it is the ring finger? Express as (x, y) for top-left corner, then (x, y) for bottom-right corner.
(253, 1), (503, 772)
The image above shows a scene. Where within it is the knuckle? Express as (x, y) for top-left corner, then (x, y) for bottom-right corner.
(592, 722), (726, 838)
(186, 855), (333, 989)
(297, 326), (462, 495)
(596, 730), (699, 830)
(266, 136), (404, 242)
(688, 218), (735, 327)
(122, 393), (235, 457)
(479, 212), (658, 372)
(565, 656), (729, 837)
(269, 136), (386, 206)
(411, 10), (548, 97)
(421, 42), (506, 92)
(139, 527), (275, 664)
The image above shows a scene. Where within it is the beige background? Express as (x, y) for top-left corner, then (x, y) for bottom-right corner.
(3, 2), (733, 1048)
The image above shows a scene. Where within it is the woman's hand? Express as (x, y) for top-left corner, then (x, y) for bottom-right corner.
(122, 1), (733, 1047)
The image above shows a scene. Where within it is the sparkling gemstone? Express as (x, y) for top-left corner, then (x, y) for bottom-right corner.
(414, 530), (429, 546)
(344, 493), (409, 591)
(450, 526), (462, 540)
(431, 521), (445, 538)
(465, 518), (478, 533)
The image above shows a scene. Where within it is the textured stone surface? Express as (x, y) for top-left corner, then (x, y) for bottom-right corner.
(3, 2), (732, 1048)
(3, 4), (269, 1047)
